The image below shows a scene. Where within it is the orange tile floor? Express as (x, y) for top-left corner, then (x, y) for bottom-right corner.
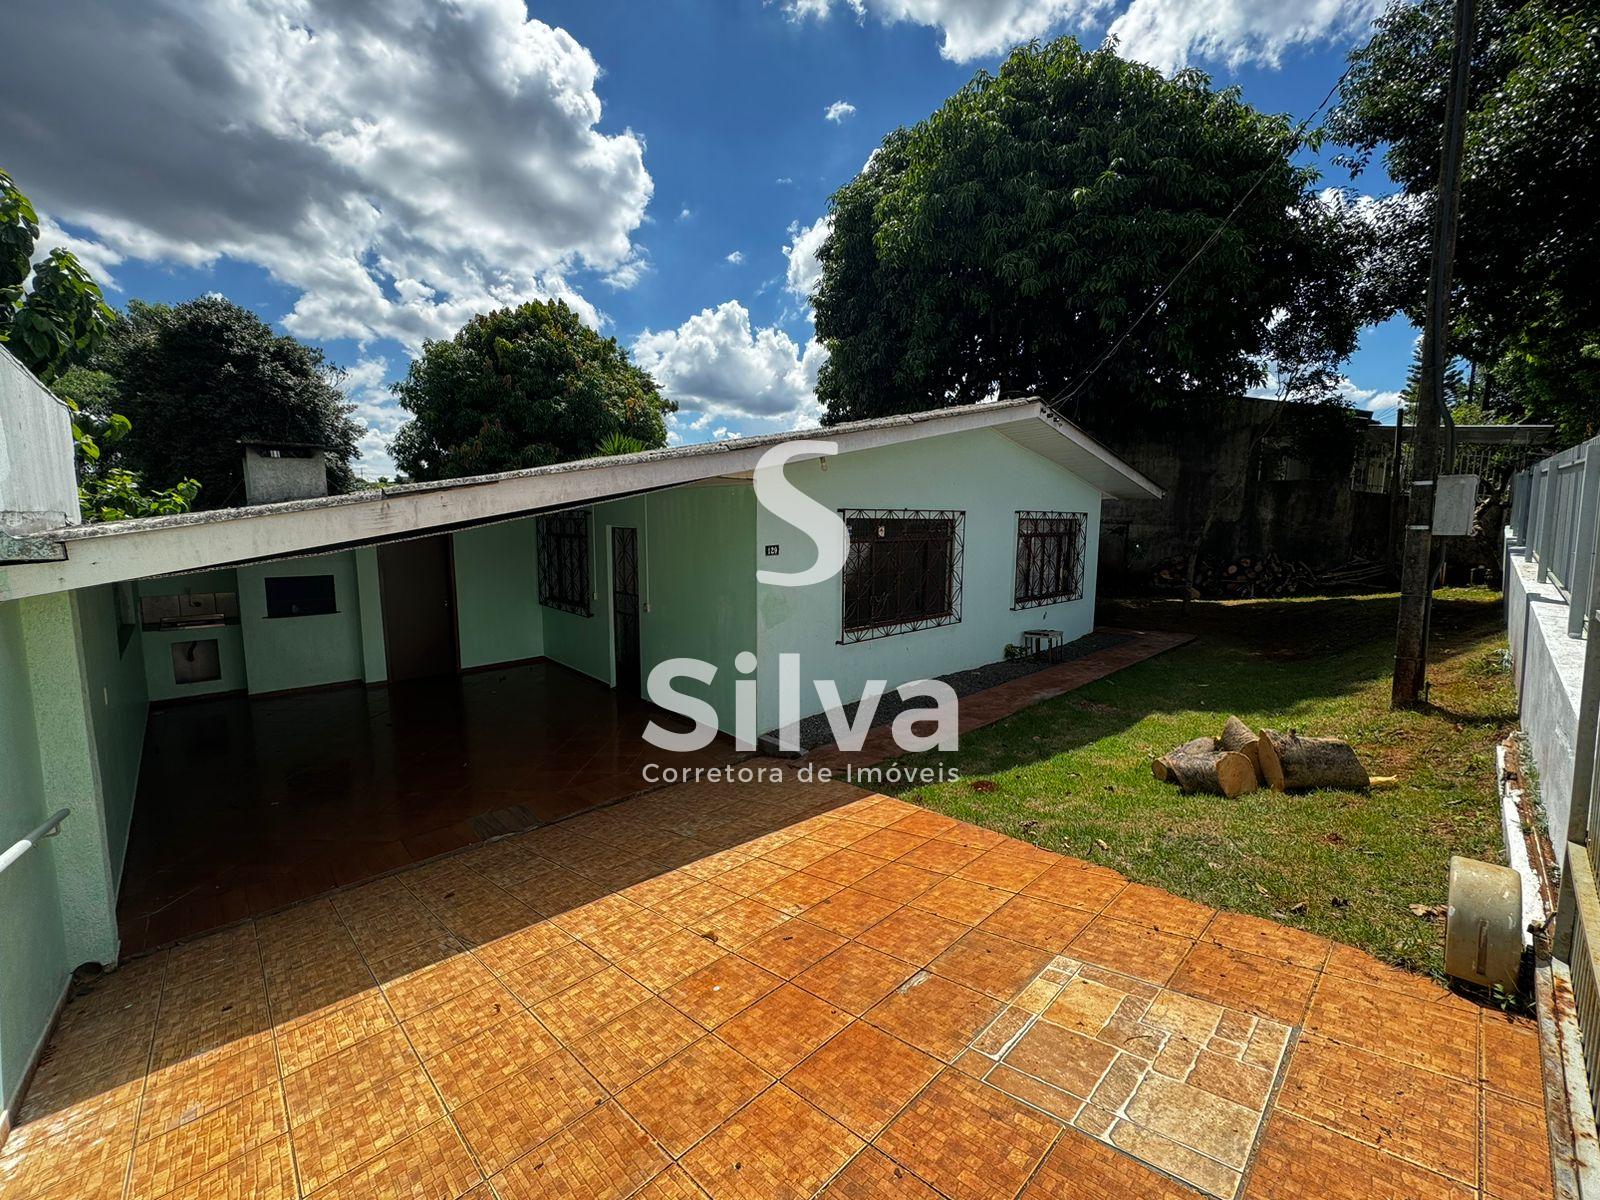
(1, 778), (1553, 1200)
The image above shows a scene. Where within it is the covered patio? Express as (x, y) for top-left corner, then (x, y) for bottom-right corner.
(2, 776), (1548, 1200)
(117, 660), (734, 953)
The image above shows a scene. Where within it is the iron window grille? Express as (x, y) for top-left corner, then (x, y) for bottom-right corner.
(840, 509), (964, 642)
(1013, 510), (1087, 609)
(537, 510), (593, 616)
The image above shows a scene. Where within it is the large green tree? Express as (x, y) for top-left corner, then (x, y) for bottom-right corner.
(1330, 0), (1599, 440)
(813, 39), (1373, 430)
(99, 297), (362, 508)
(390, 300), (674, 480)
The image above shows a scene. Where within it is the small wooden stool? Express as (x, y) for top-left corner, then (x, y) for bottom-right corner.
(1021, 628), (1065, 659)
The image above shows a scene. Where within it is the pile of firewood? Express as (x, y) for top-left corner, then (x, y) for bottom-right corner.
(1152, 716), (1390, 798)
(1150, 553), (1320, 599)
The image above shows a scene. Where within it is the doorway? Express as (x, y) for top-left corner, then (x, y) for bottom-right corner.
(379, 535), (457, 681)
(611, 527), (641, 696)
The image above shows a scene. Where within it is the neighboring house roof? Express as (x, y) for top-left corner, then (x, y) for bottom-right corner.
(0, 398), (1160, 601)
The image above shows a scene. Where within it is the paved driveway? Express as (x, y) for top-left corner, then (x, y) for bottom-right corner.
(1, 776), (1550, 1200)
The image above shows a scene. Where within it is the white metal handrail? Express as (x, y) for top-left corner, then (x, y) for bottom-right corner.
(0, 808), (70, 876)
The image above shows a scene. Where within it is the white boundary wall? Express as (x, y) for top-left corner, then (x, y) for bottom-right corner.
(0, 345), (77, 533)
(1506, 531), (1587, 843)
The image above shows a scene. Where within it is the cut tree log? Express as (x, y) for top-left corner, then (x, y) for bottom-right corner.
(1152, 738), (1255, 799)
(1218, 716), (1262, 778)
(1256, 728), (1370, 792)
(1152, 736), (1215, 783)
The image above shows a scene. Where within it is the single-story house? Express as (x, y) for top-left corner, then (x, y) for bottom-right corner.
(0, 343), (1158, 1128)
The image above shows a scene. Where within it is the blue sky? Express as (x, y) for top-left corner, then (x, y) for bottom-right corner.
(7, 1), (1414, 477)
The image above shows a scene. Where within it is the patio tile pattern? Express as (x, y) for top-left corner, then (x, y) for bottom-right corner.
(117, 661), (740, 952)
(2, 779), (1552, 1200)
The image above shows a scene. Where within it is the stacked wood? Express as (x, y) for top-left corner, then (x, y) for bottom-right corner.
(1149, 552), (1319, 599)
(1256, 728), (1370, 792)
(1316, 558), (1389, 589)
(1151, 735), (1257, 799)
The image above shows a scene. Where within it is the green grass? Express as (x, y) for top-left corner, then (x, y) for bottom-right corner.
(882, 588), (1518, 979)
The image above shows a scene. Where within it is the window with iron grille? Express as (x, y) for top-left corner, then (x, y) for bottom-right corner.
(840, 510), (963, 642)
(1013, 511), (1086, 608)
(537, 510), (592, 616)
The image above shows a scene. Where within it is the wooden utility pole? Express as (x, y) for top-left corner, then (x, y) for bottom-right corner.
(1393, 0), (1475, 708)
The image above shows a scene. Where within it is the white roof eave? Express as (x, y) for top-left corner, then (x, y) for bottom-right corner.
(0, 398), (1158, 601)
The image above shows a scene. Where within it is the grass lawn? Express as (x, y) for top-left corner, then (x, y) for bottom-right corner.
(884, 587), (1518, 979)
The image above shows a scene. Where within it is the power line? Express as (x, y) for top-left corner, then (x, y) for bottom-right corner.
(1043, 58), (1361, 415)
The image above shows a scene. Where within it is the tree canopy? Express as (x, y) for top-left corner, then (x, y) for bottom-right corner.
(1, 168), (117, 383)
(812, 38), (1373, 430)
(97, 297), (362, 508)
(390, 300), (674, 481)
(1330, 0), (1599, 440)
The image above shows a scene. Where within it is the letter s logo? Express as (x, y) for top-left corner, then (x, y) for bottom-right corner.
(754, 440), (846, 588)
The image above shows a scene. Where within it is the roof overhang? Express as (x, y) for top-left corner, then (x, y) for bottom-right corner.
(0, 398), (1159, 602)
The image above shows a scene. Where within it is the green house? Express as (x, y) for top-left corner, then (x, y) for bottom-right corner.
(0, 344), (1157, 1129)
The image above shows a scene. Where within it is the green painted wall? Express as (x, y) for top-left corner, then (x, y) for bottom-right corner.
(0, 598), (69, 1123)
(637, 486), (757, 734)
(72, 585), (149, 887)
(538, 490), (757, 735)
(237, 552), (367, 695)
(0, 588), (141, 1120)
(354, 547), (387, 684)
(136, 570), (249, 701)
(754, 427), (1102, 731)
(454, 520), (543, 670)
(541, 498), (642, 684)
(17, 593), (120, 971)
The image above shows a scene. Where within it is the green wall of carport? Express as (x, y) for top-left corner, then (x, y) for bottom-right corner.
(136, 569), (248, 701)
(132, 556), (383, 700)
(0, 587), (143, 1123)
(237, 554), (370, 695)
(754, 426), (1103, 733)
(0, 598), (68, 1125)
(537, 487), (758, 735)
(453, 521), (544, 670)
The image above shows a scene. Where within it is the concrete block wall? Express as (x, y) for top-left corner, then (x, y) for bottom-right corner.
(1505, 531), (1586, 843)
(0, 345), (77, 534)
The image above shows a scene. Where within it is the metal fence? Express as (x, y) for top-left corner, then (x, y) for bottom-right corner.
(1510, 434), (1600, 638)
(1353, 423), (1554, 495)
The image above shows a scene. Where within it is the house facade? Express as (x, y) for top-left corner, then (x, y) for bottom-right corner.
(0, 346), (1157, 1127)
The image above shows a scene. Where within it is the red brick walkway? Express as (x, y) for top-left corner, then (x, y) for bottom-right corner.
(1, 779), (1550, 1200)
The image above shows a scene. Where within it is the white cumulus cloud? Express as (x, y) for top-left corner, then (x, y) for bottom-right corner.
(1337, 378), (1403, 417)
(784, 215), (832, 303)
(1, 0), (651, 351)
(788, 0), (1105, 63)
(787, 0), (1381, 69)
(824, 100), (858, 122)
(32, 215), (126, 292)
(336, 356), (403, 478)
(1108, 0), (1386, 72)
(726, 251), (746, 265)
(634, 301), (827, 432)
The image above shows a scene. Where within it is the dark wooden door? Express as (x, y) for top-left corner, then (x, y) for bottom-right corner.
(611, 527), (641, 696)
(379, 535), (457, 682)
